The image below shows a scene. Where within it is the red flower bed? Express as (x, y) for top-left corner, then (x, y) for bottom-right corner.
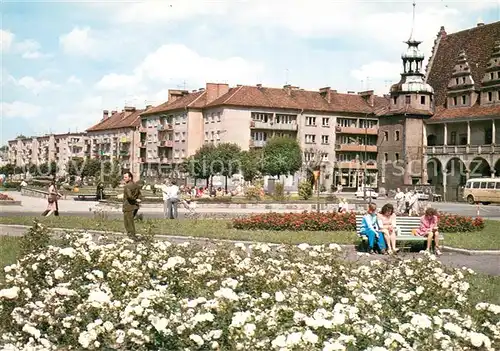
(437, 213), (485, 233)
(232, 211), (485, 233)
(232, 212), (356, 231)
(0, 193), (14, 201)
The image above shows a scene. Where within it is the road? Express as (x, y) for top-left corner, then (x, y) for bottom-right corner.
(1, 225), (499, 276)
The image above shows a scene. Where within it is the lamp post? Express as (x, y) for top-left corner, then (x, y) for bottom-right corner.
(313, 168), (321, 213)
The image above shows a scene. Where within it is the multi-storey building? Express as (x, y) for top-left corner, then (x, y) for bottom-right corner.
(86, 106), (146, 180)
(139, 82), (385, 190)
(377, 19), (500, 200)
(7, 133), (90, 173)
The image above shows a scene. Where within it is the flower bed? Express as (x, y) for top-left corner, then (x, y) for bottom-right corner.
(1, 231), (499, 350)
(232, 212), (485, 233)
(233, 212), (356, 231)
(0, 193), (14, 201)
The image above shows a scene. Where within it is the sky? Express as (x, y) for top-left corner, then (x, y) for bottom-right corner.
(1, 0), (498, 144)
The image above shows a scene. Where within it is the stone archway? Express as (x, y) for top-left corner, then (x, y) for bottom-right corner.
(427, 134), (437, 146)
(445, 158), (467, 201)
(494, 158), (500, 178)
(469, 157), (492, 178)
(426, 158), (442, 186)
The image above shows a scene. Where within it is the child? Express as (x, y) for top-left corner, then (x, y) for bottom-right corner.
(377, 203), (399, 254)
(415, 207), (441, 255)
(359, 203), (387, 254)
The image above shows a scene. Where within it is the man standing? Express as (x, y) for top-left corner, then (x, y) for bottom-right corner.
(122, 172), (141, 239)
(156, 180), (170, 219)
(166, 180), (180, 219)
(394, 188), (405, 215)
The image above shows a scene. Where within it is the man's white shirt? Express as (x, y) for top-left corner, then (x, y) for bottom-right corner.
(167, 185), (179, 200)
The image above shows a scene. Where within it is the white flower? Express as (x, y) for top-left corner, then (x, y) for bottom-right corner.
(59, 247), (76, 258)
(0, 287), (19, 299)
(272, 335), (287, 348)
(302, 329), (319, 344)
(469, 332), (491, 348)
(298, 243), (310, 251)
(275, 291), (285, 302)
(286, 332), (302, 346)
(22, 324), (41, 339)
(162, 256), (186, 270)
(88, 290), (111, 305)
(416, 286), (424, 295)
(243, 323), (256, 337)
(190, 334), (204, 346)
(54, 269), (65, 280)
(214, 288), (239, 301)
(410, 314), (432, 330)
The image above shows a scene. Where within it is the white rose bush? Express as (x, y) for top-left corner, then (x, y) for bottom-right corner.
(0, 228), (499, 350)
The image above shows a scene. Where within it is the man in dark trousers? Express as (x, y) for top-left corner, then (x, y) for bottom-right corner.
(122, 172), (141, 240)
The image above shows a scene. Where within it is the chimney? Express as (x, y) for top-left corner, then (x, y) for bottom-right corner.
(347, 91), (355, 94)
(283, 84), (299, 95)
(256, 84), (262, 88)
(205, 82), (230, 104)
(438, 25), (447, 38)
(111, 110), (117, 115)
(319, 87), (331, 103)
(146, 105), (153, 110)
(358, 90), (375, 107)
(124, 106), (136, 112)
(102, 110), (109, 120)
(168, 89), (189, 102)
(477, 19), (484, 27)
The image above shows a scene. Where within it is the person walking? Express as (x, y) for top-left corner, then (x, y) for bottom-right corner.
(42, 180), (61, 217)
(166, 180), (180, 219)
(156, 180), (170, 219)
(122, 172), (141, 240)
(394, 188), (405, 215)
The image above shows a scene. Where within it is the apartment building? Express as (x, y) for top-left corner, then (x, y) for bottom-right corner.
(7, 133), (89, 172)
(377, 20), (500, 200)
(138, 82), (385, 189)
(86, 106), (145, 180)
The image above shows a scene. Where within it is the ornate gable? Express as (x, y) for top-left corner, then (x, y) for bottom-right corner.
(446, 50), (478, 108)
(480, 40), (500, 106)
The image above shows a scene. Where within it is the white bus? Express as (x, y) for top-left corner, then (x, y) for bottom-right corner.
(463, 178), (500, 204)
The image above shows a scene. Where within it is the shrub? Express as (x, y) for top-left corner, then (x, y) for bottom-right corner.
(233, 211), (356, 231)
(19, 220), (50, 255)
(244, 186), (262, 201)
(2, 182), (21, 189)
(0, 193), (14, 200)
(298, 181), (313, 200)
(272, 182), (285, 201)
(438, 213), (485, 233)
(1, 232), (499, 350)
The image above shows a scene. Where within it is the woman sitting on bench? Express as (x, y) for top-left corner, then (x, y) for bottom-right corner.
(359, 203), (387, 255)
(415, 207), (441, 256)
(377, 204), (399, 254)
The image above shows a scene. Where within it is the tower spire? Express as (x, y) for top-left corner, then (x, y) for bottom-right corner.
(409, 1), (416, 41)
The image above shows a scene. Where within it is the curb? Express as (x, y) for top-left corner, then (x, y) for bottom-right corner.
(1, 224), (499, 256)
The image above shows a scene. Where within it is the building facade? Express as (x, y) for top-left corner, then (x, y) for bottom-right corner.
(86, 106), (146, 180)
(378, 20), (500, 200)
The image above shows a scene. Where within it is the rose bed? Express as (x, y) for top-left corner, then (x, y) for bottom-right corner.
(0, 230), (498, 350)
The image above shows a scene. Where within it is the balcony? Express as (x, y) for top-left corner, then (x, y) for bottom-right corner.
(335, 144), (377, 152)
(158, 124), (173, 131)
(250, 140), (267, 148)
(120, 150), (130, 156)
(336, 161), (378, 170)
(335, 126), (378, 135)
(160, 157), (172, 163)
(425, 144), (500, 155)
(139, 141), (146, 148)
(159, 140), (174, 147)
(250, 120), (298, 131)
(120, 137), (130, 143)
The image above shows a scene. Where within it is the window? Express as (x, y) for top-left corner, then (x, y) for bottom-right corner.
(488, 92), (493, 101)
(384, 153), (388, 162)
(455, 78), (459, 85)
(174, 132), (180, 142)
(420, 96), (426, 104)
(453, 96), (458, 105)
(304, 152), (314, 162)
(251, 112), (272, 123)
(465, 182), (472, 189)
(181, 132), (186, 141)
(491, 73), (495, 80)
(498, 91), (500, 100)
(359, 119), (376, 129)
(472, 182), (480, 189)
(322, 117), (329, 127)
(395, 153), (399, 161)
(321, 153), (328, 162)
(276, 114), (296, 124)
(216, 112), (221, 122)
(462, 77), (466, 84)
(496, 182), (500, 189)
(384, 131), (389, 141)
(480, 182), (487, 189)
(251, 132), (267, 141)
(405, 95), (411, 104)
(321, 135), (329, 144)
(393, 97), (397, 105)
(450, 132), (457, 145)
(305, 134), (316, 144)
(462, 95), (466, 104)
(306, 117), (316, 126)
(338, 118), (356, 127)
(487, 182), (495, 189)
(395, 130), (400, 141)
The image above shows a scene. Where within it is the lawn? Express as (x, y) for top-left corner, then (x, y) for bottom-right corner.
(0, 216), (499, 250)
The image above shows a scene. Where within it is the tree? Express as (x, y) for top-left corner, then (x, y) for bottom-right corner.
(185, 144), (218, 189)
(0, 163), (15, 176)
(101, 160), (122, 188)
(240, 149), (262, 182)
(83, 159), (102, 179)
(0, 145), (8, 152)
(214, 143), (242, 192)
(261, 137), (302, 179)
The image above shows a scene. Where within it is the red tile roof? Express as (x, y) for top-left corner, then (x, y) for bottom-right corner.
(426, 21), (500, 106)
(86, 108), (144, 132)
(430, 104), (500, 121)
(376, 105), (433, 117)
(205, 86), (385, 114)
(141, 91), (206, 115)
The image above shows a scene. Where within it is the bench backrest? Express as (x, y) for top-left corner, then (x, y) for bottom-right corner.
(355, 215), (421, 236)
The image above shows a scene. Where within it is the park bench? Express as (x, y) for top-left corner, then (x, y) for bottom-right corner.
(355, 215), (445, 251)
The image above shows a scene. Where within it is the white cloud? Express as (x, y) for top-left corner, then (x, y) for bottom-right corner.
(95, 73), (139, 91)
(59, 27), (98, 57)
(67, 75), (82, 84)
(11, 76), (60, 95)
(351, 61), (402, 93)
(0, 101), (42, 118)
(0, 30), (14, 52)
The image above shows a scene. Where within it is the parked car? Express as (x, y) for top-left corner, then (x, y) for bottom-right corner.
(415, 190), (430, 201)
(355, 188), (378, 199)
